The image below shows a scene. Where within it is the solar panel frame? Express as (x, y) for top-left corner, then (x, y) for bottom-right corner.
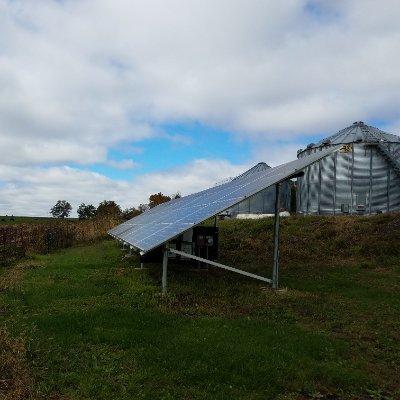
(109, 146), (341, 253)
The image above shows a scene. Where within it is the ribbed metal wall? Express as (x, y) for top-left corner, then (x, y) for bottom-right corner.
(229, 182), (291, 216)
(297, 143), (400, 215)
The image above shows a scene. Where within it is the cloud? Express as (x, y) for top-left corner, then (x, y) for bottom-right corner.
(2, 0), (400, 162)
(0, 165), (127, 216)
(107, 159), (140, 170)
(1, 0), (400, 215)
(133, 159), (248, 200)
(162, 133), (194, 146)
(0, 159), (248, 216)
(250, 143), (305, 167)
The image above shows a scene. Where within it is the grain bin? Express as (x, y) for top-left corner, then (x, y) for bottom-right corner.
(228, 162), (292, 217)
(296, 121), (400, 215)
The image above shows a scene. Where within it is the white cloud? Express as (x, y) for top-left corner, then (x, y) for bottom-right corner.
(0, 165), (120, 216)
(1, 0), (400, 214)
(0, 159), (248, 216)
(107, 159), (140, 170)
(2, 0), (400, 157)
(133, 159), (248, 201)
(250, 143), (305, 168)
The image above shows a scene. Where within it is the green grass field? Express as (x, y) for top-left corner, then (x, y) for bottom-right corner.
(1, 217), (399, 399)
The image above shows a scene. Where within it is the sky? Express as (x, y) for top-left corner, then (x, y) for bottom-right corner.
(1, 0), (400, 216)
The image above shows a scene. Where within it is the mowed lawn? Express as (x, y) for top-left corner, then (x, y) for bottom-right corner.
(1, 239), (399, 399)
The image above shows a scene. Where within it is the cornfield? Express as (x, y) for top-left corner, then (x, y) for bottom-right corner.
(0, 218), (117, 265)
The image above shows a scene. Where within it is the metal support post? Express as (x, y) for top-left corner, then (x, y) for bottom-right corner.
(162, 245), (169, 293)
(272, 183), (281, 289)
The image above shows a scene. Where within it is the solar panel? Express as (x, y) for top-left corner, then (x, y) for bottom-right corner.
(109, 146), (341, 253)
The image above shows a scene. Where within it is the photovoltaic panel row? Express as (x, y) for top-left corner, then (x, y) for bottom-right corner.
(109, 146), (341, 253)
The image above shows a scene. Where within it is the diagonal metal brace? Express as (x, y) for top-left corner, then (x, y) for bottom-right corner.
(168, 248), (272, 284)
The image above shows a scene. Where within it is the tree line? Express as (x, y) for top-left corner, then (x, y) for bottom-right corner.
(50, 192), (181, 220)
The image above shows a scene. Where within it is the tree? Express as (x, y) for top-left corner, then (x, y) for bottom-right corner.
(138, 203), (150, 213)
(96, 200), (122, 219)
(77, 203), (97, 220)
(172, 192), (182, 199)
(50, 200), (72, 218)
(122, 207), (141, 220)
(148, 192), (171, 209)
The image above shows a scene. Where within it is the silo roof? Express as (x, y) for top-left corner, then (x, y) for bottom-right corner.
(310, 121), (400, 149)
(233, 162), (271, 180)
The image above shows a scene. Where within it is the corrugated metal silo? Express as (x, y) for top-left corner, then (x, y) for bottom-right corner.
(296, 121), (400, 215)
(228, 162), (292, 217)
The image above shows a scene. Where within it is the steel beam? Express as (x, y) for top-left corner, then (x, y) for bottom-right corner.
(167, 248), (272, 284)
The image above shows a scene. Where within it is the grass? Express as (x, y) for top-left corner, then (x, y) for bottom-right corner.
(1, 215), (400, 399)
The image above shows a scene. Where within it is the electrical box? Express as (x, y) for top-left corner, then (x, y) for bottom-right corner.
(192, 226), (218, 261)
(140, 225), (218, 264)
(355, 193), (367, 215)
(340, 203), (350, 214)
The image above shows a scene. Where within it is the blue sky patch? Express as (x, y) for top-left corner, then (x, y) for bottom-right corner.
(90, 123), (253, 180)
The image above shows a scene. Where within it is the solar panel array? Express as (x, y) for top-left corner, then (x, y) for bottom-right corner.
(109, 146), (341, 253)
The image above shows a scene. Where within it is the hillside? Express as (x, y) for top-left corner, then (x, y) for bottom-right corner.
(219, 212), (400, 270)
(0, 213), (399, 399)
